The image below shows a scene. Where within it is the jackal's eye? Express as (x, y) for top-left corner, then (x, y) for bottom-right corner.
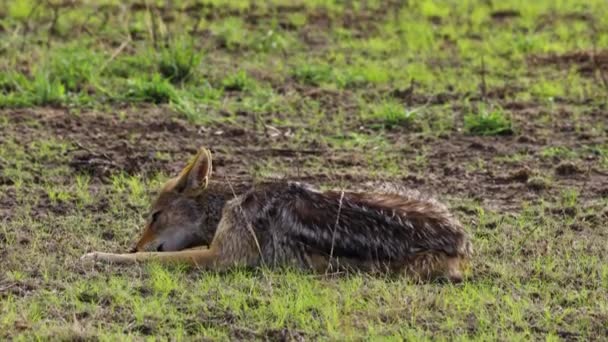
(151, 211), (161, 224)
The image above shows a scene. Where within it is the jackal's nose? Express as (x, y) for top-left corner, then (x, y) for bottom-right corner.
(128, 246), (138, 253)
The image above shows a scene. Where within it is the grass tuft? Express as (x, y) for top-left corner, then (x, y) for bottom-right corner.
(47, 47), (100, 92)
(464, 106), (513, 136)
(222, 70), (255, 91)
(212, 17), (248, 51)
(292, 63), (333, 86)
(30, 71), (66, 106)
(126, 75), (177, 104)
(368, 101), (418, 129)
(157, 38), (203, 84)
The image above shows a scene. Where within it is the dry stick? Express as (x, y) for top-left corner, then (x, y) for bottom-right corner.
(0, 283), (17, 293)
(72, 142), (115, 164)
(224, 176), (266, 267)
(512, 220), (542, 257)
(98, 38), (131, 74)
(224, 177), (275, 290)
(326, 190), (345, 275)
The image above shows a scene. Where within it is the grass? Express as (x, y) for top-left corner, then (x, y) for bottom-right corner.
(222, 70), (256, 92)
(292, 63), (333, 86)
(126, 75), (178, 104)
(464, 106), (514, 136)
(157, 38), (203, 84)
(1, 0), (607, 340)
(367, 100), (419, 129)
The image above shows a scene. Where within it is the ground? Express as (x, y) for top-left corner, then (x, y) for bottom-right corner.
(1, 0), (607, 340)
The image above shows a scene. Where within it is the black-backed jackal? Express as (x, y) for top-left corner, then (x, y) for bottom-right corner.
(82, 147), (472, 282)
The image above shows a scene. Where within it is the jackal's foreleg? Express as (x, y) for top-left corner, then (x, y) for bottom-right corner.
(81, 248), (221, 268)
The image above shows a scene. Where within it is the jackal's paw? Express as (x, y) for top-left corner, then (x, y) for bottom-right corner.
(81, 252), (118, 263)
(81, 251), (104, 262)
(81, 251), (135, 264)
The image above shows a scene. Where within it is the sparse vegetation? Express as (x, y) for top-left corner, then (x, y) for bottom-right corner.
(464, 106), (514, 136)
(368, 100), (419, 129)
(158, 38), (203, 84)
(1, 0), (607, 340)
(222, 70), (255, 92)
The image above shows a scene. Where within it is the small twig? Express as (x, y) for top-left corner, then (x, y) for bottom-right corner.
(72, 142), (114, 162)
(592, 169), (608, 176)
(98, 37), (131, 74)
(0, 283), (17, 292)
(224, 176), (266, 267)
(224, 176), (275, 292)
(512, 220), (542, 257)
(326, 190), (345, 274)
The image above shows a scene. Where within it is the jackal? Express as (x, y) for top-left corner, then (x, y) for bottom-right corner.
(82, 147), (472, 282)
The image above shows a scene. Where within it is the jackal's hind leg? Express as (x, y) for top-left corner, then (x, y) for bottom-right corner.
(407, 253), (465, 283)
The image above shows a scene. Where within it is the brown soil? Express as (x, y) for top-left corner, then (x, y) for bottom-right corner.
(1, 104), (606, 220)
(528, 50), (608, 75)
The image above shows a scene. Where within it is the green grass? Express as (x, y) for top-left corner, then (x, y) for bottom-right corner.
(464, 106), (514, 136)
(292, 63), (333, 86)
(1, 0), (607, 340)
(367, 100), (419, 129)
(1, 148), (606, 339)
(222, 70), (256, 92)
(157, 37), (204, 84)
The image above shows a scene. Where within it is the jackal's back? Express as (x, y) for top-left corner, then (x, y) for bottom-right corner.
(233, 182), (472, 271)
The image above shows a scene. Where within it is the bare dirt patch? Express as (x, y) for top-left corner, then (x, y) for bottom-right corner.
(1, 105), (605, 219)
(528, 50), (608, 75)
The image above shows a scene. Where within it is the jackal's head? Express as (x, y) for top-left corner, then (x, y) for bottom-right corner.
(132, 147), (215, 252)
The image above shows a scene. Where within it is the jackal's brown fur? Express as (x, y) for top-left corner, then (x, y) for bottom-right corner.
(82, 147), (473, 282)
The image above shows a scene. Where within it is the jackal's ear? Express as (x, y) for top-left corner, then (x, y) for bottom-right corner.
(175, 147), (213, 193)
